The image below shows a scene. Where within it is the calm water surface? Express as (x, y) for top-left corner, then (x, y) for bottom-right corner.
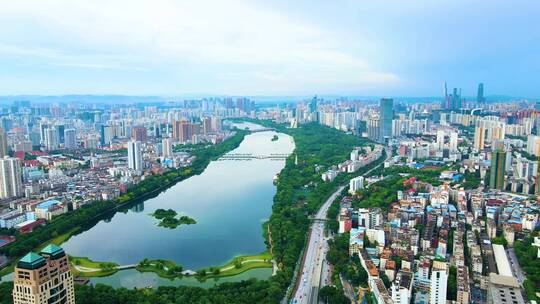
(91, 267), (272, 288)
(62, 124), (293, 275)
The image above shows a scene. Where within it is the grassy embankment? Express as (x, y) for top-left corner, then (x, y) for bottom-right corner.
(0, 227), (81, 277)
(135, 251), (272, 280)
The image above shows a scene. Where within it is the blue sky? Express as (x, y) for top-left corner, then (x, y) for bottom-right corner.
(0, 0), (539, 97)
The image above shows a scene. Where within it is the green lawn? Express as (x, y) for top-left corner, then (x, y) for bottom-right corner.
(69, 256), (119, 277)
(132, 252), (273, 280)
(199, 251), (273, 279)
(0, 227), (81, 277)
(136, 259), (182, 279)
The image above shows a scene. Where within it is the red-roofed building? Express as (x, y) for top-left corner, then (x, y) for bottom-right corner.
(29, 150), (47, 156)
(13, 151), (25, 160)
(23, 160), (40, 166)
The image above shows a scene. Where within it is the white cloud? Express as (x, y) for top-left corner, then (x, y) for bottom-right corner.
(0, 0), (399, 94)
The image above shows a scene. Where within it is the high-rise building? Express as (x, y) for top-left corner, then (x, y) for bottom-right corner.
(367, 118), (380, 141)
(12, 244), (75, 304)
(436, 130), (445, 151)
(162, 137), (173, 158)
(477, 83), (485, 103)
(56, 125), (65, 144)
(211, 117), (222, 132)
(430, 261), (448, 304)
(102, 125), (114, 146)
(0, 128), (7, 158)
(63, 129), (77, 149)
(44, 128), (58, 150)
(127, 140), (143, 174)
(527, 135), (540, 156)
(202, 117), (213, 134)
(172, 120), (186, 142)
(449, 132), (458, 152)
(490, 148), (506, 190)
(391, 270), (413, 304)
(39, 122), (49, 145)
(442, 83), (462, 110)
(474, 126), (485, 150)
(0, 157), (22, 199)
(131, 126), (147, 142)
(13, 141), (32, 153)
(349, 176), (364, 194)
(379, 98), (393, 143)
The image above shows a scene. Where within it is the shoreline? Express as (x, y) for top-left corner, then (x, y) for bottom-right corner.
(0, 130), (250, 278)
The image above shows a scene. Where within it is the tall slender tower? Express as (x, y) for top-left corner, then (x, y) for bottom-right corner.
(490, 148), (506, 190)
(379, 98), (394, 143)
(477, 83), (485, 103)
(0, 157), (22, 199)
(0, 128), (7, 158)
(127, 140), (143, 174)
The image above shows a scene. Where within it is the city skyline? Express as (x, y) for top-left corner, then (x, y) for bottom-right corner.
(1, 1), (539, 97)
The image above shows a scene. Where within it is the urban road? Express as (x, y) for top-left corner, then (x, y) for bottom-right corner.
(291, 149), (390, 304)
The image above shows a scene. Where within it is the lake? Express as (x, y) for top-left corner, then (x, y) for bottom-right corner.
(59, 123), (294, 287)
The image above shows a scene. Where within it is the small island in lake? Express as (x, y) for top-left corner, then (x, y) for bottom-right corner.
(151, 209), (197, 229)
(271, 135), (279, 141)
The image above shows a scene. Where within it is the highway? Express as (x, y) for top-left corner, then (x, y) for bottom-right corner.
(291, 148), (390, 304)
(292, 185), (345, 304)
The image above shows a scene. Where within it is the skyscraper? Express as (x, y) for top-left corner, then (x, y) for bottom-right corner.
(162, 137), (173, 158)
(0, 128), (7, 158)
(477, 83), (485, 103)
(127, 140), (143, 174)
(56, 125), (65, 144)
(63, 129), (77, 149)
(490, 148), (506, 190)
(442, 83), (462, 110)
(202, 117), (213, 134)
(473, 126), (485, 150)
(12, 245), (75, 304)
(367, 118), (380, 141)
(436, 130), (445, 151)
(449, 132), (458, 152)
(379, 98), (393, 143)
(131, 126), (147, 142)
(0, 157), (22, 199)
(44, 128), (59, 150)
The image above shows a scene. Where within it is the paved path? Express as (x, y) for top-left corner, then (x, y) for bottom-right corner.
(506, 248), (526, 284)
(73, 263), (136, 273)
(217, 259), (268, 272)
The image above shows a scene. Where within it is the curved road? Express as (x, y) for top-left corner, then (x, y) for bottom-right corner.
(291, 148), (390, 304)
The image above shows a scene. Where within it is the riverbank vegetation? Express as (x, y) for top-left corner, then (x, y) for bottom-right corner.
(258, 121), (383, 300)
(137, 258), (183, 279)
(0, 121), (384, 302)
(0, 227), (81, 276)
(514, 231), (540, 301)
(135, 252), (272, 280)
(0, 131), (247, 271)
(151, 209), (197, 229)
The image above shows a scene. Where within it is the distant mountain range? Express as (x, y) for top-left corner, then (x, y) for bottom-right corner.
(0, 94), (532, 105)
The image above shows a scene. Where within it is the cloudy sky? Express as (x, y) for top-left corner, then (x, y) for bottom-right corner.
(0, 0), (539, 97)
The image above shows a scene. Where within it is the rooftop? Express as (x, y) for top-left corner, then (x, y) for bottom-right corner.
(17, 252), (46, 270)
(36, 199), (61, 209)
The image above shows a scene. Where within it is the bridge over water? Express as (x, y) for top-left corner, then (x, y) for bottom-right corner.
(218, 152), (291, 160)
